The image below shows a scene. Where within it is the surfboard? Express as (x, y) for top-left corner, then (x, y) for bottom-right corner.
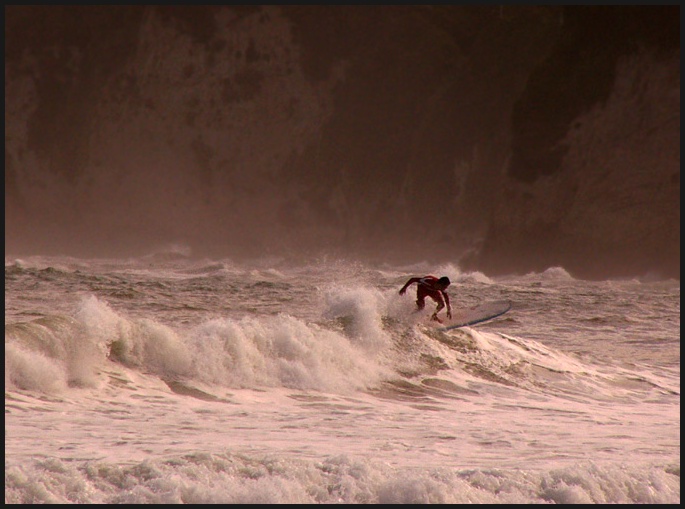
(438, 300), (511, 331)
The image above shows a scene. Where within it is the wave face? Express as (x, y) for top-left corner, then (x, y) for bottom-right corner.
(5, 255), (680, 503)
(5, 6), (679, 278)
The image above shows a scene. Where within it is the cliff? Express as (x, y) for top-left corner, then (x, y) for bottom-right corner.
(5, 6), (679, 278)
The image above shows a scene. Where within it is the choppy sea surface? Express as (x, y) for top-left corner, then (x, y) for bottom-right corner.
(5, 253), (680, 503)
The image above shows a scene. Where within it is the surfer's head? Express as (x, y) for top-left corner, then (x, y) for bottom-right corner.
(438, 276), (451, 288)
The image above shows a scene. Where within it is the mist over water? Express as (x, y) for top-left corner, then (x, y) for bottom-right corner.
(5, 6), (680, 278)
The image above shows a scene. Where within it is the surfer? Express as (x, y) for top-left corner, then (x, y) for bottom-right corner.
(399, 275), (452, 323)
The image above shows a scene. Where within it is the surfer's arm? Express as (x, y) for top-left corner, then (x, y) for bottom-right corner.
(399, 277), (421, 295)
(442, 291), (452, 318)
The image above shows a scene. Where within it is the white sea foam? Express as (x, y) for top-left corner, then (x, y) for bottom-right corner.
(185, 314), (389, 392)
(5, 343), (69, 393)
(4, 454), (679, 504)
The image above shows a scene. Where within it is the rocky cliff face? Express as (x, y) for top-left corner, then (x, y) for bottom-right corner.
(5, 6), (679, 278)
(474, 6), (679, 279)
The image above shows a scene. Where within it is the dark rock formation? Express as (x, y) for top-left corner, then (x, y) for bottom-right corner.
(5, 6), (679, 278)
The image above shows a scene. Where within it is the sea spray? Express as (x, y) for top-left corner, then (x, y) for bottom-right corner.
(5, 342), (69, 393)
(76, 295), (192, 378)
(185, 314), (390, 392)
(321, 284), (391, 352)
(5, 314), (103, 391)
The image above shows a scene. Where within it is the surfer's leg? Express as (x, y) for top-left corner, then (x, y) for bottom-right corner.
(431, 299), (445, 322)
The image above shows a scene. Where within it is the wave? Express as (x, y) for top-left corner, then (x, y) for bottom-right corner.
(12, 254), (658, 288)
(4, 256), (85, 274)
(142, 242), (193, 259)
(4, 452), (680, 504)
(5, 294), (391, 395)
(539, 266), (575, 280)
(5, 288), (676, 401)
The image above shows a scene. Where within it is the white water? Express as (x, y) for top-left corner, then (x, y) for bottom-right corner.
(5, 255), (680, 503)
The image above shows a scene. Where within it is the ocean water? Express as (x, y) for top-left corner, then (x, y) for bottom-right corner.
(5, 253), (680, 504)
